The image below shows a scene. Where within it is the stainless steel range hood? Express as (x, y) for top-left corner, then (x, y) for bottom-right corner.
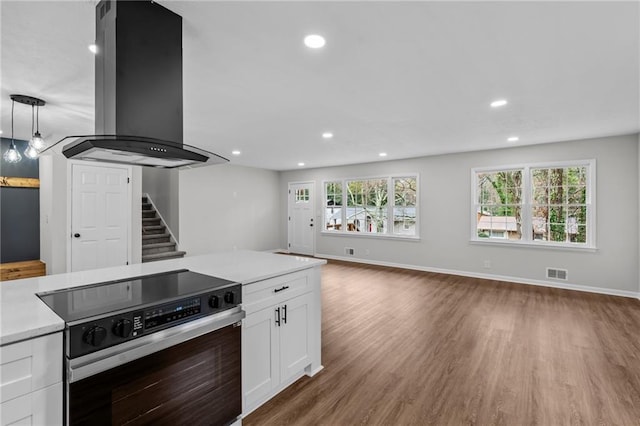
(52, 0), (228, 169)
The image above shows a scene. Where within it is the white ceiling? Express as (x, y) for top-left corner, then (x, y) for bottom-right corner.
(1, 1), (638, 171)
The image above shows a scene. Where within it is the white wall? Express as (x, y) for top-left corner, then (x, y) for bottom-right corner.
(39, 148), (142, 274)
(179, 163), (281, 255)
(142, 168), (180, 239)
(280, 134), (640, 295)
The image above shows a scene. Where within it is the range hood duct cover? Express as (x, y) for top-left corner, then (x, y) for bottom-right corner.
(59, 0), (227, 169)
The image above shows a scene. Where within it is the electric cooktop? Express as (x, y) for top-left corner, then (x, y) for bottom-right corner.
(37, 269), (238, 323)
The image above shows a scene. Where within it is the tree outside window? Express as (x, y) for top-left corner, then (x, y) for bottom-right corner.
(346, 179), (387, 233)
(476, 170), (522, 240)
(531, 166), (587, 243)
(324, 181), (342, 231)
(393, 177), (417, 235)
(473, 161), (593, 247)
(323, 175), (419, 237)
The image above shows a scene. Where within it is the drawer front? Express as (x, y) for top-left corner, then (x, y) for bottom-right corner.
(243, 271), (309, 313)
(0, 333), (62, 404)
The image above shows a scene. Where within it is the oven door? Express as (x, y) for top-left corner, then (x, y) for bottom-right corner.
(66, 309), (244, 426)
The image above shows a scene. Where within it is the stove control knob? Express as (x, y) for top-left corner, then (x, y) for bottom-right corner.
(209, 295), (220, 309)
(112, 319), (133, 338)
(224, 291), (235, 304)
(83, 326), (107, 347)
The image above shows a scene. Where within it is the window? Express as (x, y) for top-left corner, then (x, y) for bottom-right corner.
(346, 179), (387, 233)
(324, 175), (418, 238)
(393, 177), (417, 235)
(476, 170), (522, 240)
(531, 166), (588, 243)
(472, 161), (594, 248)
(295, 188), (310, 203)
(324, 182), (342, 231)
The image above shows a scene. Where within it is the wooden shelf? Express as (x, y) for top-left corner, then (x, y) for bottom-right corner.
(1, 260), (46, 281)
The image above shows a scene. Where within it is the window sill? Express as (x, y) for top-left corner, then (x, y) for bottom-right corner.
(469, 238), (597, 252)
(321, 231), (421, 242)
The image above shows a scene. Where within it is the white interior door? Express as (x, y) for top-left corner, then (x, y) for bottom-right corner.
(288, 182), (315, 256)
(71, 163), (130, 272)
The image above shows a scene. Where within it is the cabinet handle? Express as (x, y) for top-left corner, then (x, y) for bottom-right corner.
(282, 304), (287, 324)
(273, 285), (290, 293)
(275, 307), (281, 326)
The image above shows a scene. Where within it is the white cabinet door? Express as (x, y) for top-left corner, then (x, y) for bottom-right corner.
(242, 306), (279, 411)
(279, 292), (312, 384)
(1, 383), (63, 426)
(0, 333), (63, 426)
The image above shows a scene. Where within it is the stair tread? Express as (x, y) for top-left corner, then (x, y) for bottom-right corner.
(143, 225), (165, 230)
(142, 251), (186, 261)
(142, 233), (171, 240)
(142, 242), (176, 249)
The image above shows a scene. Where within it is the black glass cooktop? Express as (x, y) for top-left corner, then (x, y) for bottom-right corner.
(37, 269), (237, 323)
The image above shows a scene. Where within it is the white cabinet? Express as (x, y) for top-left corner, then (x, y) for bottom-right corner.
(242, 267), (322, 416)
(0, 333), (63, 426)
(278, 293), (312, 381)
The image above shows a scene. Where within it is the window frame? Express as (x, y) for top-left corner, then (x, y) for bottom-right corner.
(470, 160), (596, 250)
(322, 174), (420, 240)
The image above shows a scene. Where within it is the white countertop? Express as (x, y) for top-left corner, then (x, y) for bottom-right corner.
(0, 250), (325, 346)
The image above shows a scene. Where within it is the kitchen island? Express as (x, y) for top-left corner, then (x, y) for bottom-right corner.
(0, 250), (325, 425)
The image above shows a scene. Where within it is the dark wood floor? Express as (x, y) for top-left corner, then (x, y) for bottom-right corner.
(244, 260), (640, 425)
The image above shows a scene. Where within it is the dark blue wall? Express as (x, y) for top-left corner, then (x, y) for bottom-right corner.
(0, 137), (40, 263)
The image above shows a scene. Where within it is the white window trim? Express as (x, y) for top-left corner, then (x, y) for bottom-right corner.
(322, 173), (420, 239)
(470, 159), (596, 250)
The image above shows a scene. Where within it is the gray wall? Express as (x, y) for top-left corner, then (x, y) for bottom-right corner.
(280, 134), (639, 295)
(0, 138), (40, 263)
(142, 168), (180, 240)
(179, 163), (281, 255)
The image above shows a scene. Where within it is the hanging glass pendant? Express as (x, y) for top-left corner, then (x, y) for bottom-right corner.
(31, 131), (45, 150)
(4, 140), (22, 163)
(24, 143), (39, 159)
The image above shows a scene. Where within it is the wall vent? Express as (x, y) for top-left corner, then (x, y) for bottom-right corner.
(546, 267), (568, 280)
(345, 247), (355, 256)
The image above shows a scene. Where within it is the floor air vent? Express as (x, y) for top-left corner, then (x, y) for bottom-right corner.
(546, 268), (568, 280)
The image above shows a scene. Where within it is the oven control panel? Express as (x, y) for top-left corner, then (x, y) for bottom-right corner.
(67, 284), (242, 359)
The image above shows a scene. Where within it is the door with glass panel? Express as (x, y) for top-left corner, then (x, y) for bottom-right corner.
(287, 182), (315, 256)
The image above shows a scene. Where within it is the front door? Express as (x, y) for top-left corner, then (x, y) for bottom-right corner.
(287, 182), (314, 256)
(71, 163), (130, 272)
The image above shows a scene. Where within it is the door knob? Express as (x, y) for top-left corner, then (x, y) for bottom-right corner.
(309, 224), (314, 227)
(74, 233), (81, 238)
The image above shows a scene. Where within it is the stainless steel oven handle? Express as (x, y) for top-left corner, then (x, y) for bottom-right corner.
(68, 307), (245, 383)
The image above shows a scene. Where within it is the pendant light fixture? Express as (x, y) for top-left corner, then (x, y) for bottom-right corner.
(3, 98), (22, 163)
(3, 94), (46, 163)
(31, 103), (45, 150)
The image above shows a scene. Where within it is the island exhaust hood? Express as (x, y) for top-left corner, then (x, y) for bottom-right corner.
(53, 0), (228, 168)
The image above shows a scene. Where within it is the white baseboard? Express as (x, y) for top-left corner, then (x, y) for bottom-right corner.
(315, 253), (640, 300)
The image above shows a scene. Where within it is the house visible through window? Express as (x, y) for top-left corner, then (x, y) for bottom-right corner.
(324, 176), (418, 237)
(472, 161), (594, 247)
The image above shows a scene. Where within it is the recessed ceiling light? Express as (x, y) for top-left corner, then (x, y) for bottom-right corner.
(304, 34), (326, 49)
(507, 136), (519, 142)
(298, 162), (305, 167)
(231, 150), (241, 155)
(322, 132), (333, 139)
(379, 152), (387, 157)
(490, 99), (508, 108)
(88, 44), (98, 54)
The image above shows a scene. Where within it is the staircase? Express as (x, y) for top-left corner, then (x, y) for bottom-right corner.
(142, 196), (186, 263)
